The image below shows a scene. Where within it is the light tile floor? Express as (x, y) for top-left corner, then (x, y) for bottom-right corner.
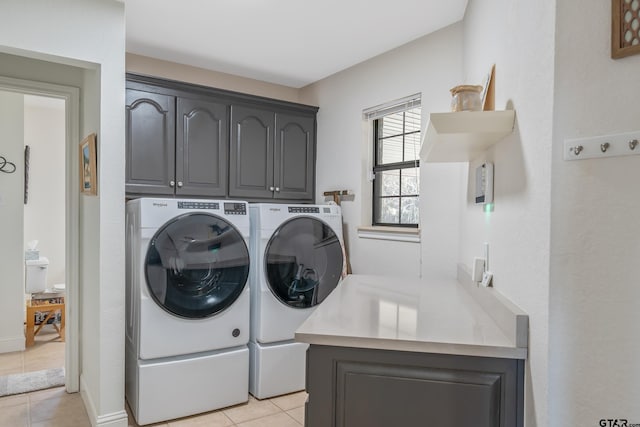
(1, 328), (307, 426)
(126, 392), (307, 427)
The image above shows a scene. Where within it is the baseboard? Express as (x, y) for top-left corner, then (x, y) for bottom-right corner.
(94, 410), (129, 427)
(0, 336), (25, 353)
(81, 374), (128, 427)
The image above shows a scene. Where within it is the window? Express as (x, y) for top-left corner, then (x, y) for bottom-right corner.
(372, 105), (421, 227)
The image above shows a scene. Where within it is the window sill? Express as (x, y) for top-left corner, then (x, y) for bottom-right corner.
(357, 226), (421, 243)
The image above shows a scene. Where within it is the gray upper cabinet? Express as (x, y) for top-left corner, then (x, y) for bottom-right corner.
(230, 105), (315, 201)
(274, 113), (314, 200)
(126, 88), (228, 198)
(176, 97), (228, 197)
(126, 89), (176, 196)
(126, 74), (318, 201)
(229, 105), (275, 199)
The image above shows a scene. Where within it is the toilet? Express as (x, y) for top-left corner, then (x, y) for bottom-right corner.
(24, 257), (66, 346)
(25, 257), (66, 296)
(25, 257), (49, 295)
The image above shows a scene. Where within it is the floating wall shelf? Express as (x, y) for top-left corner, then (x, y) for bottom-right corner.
(419, 110), (515, 162)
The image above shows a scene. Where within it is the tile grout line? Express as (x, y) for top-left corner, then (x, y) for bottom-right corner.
(284, 408), (303, 426)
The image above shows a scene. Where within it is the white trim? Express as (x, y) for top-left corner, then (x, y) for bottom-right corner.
(0, 75), (80, 393)
(80, 374), (96, 425)
(95, 412), (129, 427)
(81, 373), (129, 427)
(0, 336), (26, 353)
(357, 226), (421, 243)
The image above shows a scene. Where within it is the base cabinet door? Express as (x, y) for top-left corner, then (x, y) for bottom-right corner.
(305, 345), (524, 427)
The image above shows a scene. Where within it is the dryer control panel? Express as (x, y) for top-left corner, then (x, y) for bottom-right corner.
(224, 202), (247, 215)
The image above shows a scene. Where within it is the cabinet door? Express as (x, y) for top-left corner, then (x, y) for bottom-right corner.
(229, 105), (275, 199)
(125, 89), (176, 196)
(176, 97), (228, 197)
(274, 113), (315, 200)
(306, 345), (523, 427)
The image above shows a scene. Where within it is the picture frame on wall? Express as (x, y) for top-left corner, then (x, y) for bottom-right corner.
(79, 133), (98, 196)
(611, 0), (640, 59)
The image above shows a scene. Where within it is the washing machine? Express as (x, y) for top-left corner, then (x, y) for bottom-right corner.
(249, 203), (345, 399)
(125, 198), (251, 425)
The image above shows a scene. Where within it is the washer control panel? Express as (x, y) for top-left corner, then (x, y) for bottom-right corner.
(288, 206), (320, 214)
(224, 202), (247, 215)
(178, 201), (219, 210)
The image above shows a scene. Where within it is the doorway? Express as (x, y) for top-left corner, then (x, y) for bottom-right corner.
(23, 93), (66, 378)
(0, 76), (80, 394)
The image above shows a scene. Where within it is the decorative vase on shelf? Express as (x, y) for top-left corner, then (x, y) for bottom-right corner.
(450, 85), (483, 112)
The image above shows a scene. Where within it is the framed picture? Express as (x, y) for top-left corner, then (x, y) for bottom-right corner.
(612, 0), (640, 59)
(481, 64), (495, 111)
(79, 133), (97, 196)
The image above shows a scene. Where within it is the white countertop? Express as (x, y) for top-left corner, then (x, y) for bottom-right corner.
(295, 274), (528, 359)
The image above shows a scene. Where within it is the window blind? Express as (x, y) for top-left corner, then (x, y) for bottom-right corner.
(362, 93), (421, 121)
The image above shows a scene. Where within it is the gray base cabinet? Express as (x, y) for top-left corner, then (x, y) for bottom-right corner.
(126, 74), (318, 201)
(305, 345), (524, 427)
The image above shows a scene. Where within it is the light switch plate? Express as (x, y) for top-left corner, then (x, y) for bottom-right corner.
(472, 257), (485, 282)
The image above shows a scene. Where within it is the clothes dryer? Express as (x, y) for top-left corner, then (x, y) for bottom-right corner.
(249, 203), (345, 399)
(125, 198), (251, 425)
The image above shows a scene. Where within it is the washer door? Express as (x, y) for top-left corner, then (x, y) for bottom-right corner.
(265, 217), (344, 308)
(144, 212), (249, 319)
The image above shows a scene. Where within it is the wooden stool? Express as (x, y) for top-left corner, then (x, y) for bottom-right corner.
(25, 299), (65, 347)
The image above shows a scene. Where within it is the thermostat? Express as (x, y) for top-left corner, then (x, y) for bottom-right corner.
(475, 162), (494, 204)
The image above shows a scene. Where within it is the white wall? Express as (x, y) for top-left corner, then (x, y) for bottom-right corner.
(127, 25), (466, 279)
(300, 23), (465, 278)
(0, 1), (126, 426)
(459, 1), (556, 426)
(549, 0), (640, 424)
(0, 91), (26, 353)
(24, 95), (66, 287)
(126, 53), (301, 103)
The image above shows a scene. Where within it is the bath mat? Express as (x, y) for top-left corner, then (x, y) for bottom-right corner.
(0, 368), (64, 397)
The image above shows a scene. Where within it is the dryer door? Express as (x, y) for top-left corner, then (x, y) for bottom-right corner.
(144, 212), (249, 318)
(265, 217), (344, 308)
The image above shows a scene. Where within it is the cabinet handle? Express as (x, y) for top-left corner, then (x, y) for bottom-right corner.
(269, 186), (275, 191)
(275, 187), (280, 192)
(169, 180), (175, 188)
(177, 181), (183, 188)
